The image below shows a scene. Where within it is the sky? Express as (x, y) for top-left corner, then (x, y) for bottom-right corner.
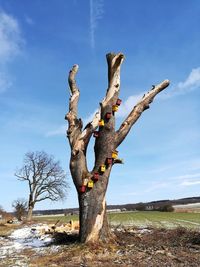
(0, 0), (200, 212)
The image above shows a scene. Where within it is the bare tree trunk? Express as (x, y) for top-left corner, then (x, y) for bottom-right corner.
(65, 53), (170, 243)
(27, 205), (33, 221)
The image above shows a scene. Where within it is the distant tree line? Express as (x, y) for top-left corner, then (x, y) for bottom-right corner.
(32, 196), (200, 215)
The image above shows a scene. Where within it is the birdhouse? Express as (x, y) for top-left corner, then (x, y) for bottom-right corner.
(79, 185), (86, 193)
(106, 158), (113, 165)
(116, 98), (122, 106)
(87, 180), (94, 188)
(112, 150), (118, 159)
(92, 172), (99, 181)
(105, 112), (112, 120)
(93, 131), (99, 138)
(100, 165), (106, 173)
(99, 119), (105, 127)
(83, 179), (88, 186)
(112, 105), (119, 112)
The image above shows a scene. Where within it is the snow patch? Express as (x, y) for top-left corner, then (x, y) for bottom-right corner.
(0, 224), (53, 259)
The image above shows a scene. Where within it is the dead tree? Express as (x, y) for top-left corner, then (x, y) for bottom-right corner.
(15, 151), (68, 221)
(65, 52), (170, 243)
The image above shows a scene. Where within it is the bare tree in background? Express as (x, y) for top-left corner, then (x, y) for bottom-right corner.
(15, 151), (68, 221)
(12, 198), (27, 221)
(65, 52), (170, 243)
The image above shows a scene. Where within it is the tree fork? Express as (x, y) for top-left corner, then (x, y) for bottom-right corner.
(65, 52), (170, 243)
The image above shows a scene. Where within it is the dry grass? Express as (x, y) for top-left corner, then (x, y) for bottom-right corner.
(0, 223), (20, 236)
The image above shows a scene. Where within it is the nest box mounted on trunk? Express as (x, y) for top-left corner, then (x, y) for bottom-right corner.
(79, 185), (86, 193)
(116, 98), (122, 105)
(99, 119), (105, 127)
(100, 165), (106, 173)
(106, 158), (113, 165)
(92, 172), (99, 181)
(105, 112), (112, 120)
(93, 131), (99, 138)
(112, 150), (118, 159)
(112, 105), (119, 112)
(87, 180), (94, 188)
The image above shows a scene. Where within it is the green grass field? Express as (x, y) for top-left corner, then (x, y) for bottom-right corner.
(34, 211), (200, 229)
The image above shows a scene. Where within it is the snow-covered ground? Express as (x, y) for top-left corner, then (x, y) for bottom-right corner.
(0, 224), (53, 260)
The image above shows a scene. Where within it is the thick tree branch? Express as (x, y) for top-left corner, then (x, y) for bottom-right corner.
(65, 65), (82, 147)
(103, 52), (124, 107)
(77, 53), (125, 152)
(115, 80), (170, 147)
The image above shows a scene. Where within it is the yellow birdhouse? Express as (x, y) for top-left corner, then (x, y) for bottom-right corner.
(112, 150), (118, 159)
(99, 119), (105, 127)
(100, 165), (106, 173)
(112, 105), (119, 112)
(87, 181), (94, 188)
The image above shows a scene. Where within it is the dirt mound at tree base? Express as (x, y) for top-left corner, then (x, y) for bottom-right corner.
(29, 227), (200, 267)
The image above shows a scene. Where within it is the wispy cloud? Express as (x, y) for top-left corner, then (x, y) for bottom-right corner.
(117, 67), (200, 118)
(181, 180), (200, 186)
(116, 93), (143, 118)
(160, 67), (200, 99)
(171, 173), (200, 181)
(0, 10), (24, 93)
(25, 15), (34, 25)
(0, 11), (23, 62)
(0, 72), (12, 93)
(90, 0), (104, 49)
(46, 125), (66, 137)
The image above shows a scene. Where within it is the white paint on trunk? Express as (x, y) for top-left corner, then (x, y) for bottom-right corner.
(86, 197), (106, 242)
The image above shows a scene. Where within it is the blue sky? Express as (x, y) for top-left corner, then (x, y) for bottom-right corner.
(0, 0), (200, 211)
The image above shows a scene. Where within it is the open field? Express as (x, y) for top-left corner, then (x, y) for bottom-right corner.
(34, 211), (200, 229)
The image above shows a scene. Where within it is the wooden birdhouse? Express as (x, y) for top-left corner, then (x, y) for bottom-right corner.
(105, 112), (112, 120)
(83, 179), (88, 186)
(106, 158), (113, 165)
(100, 165), (106, 173)
(87, 180), (94, 188)
(93, 131), (99, 138)
(112, 105), (119, 112)
(92, 172), (99, 181)
(112, 150), (118, 159)
(116, 98), (122, 106)
(79, 185), (86, 193)
(99, 119), (105, 127)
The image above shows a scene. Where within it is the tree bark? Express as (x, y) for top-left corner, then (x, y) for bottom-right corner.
(27, 205), (34, 221)
(65, 52), (170, 243)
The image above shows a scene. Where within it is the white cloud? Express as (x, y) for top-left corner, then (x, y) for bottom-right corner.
(0, 72), (12, 93)
(46, 125), (66, 137)
(181, 180), (200, 186)
(116, 93), (143, 118)
(25, 15), (34, 25)
(0, 11), (23, 62)
(171, 173), (200, 181)
(160, 67), (200, 99)
(90, 0), (104, 49)
(0, 10), (24, 93)
(117, 66), (200, 118)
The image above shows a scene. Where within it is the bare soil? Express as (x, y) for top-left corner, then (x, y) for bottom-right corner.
(31, 227), (200, 267)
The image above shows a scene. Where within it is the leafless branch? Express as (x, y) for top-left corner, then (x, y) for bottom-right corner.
(115, 80), (170, 147)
